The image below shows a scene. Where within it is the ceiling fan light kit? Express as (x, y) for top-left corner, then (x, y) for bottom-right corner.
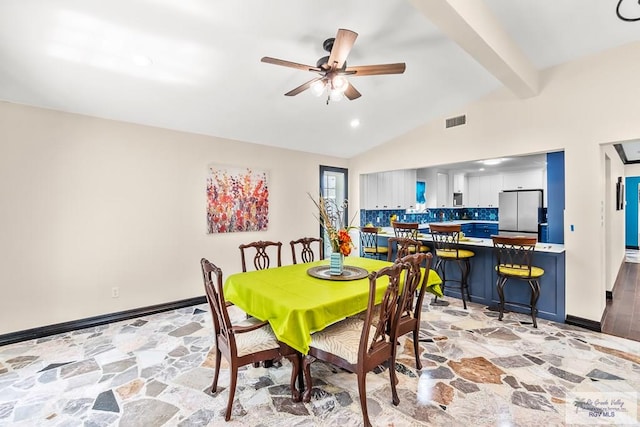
(261, 28), (406, 104)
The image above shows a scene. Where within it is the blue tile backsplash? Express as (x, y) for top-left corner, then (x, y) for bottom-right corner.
(360, 208), (499, 226)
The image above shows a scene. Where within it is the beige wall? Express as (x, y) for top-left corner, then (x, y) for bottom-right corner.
(0, 102), (346, 334)
(625, 163), (640, 177)
(603, 144), (626, 293)
(350, 42), (639, 323)
(2, 43), (636, 335)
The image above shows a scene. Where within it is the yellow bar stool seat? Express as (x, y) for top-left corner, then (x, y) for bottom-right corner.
(360, 227), (389, 260)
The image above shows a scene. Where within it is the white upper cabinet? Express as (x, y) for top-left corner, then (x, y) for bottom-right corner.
(377, 171), (394, 209)
(452, 173), (466, 194)
(502, 169), (544, 190)
(360, 170), (417, 210)
(466, 176), (480, 207)
(482, 174), (503, 207)
(436, 172), (449, 207)
(360, 173), (378, 210)
(466, 174), (502, 207)
(401, 169), (417, 209)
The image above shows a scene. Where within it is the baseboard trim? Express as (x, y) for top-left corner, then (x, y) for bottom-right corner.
(625, 245), (639, 250)
(606, 290), (613, 300)
(565, 315), (602, 333)
(0, 296), (207, 347)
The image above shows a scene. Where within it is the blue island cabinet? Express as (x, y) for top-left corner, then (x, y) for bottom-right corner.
(463, 222), (498, 239)
(438, 244), (566, 324)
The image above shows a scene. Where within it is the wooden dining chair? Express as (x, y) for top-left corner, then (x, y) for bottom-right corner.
(387, 236), (422, 262)
(200, 258), (301, 421)
(394, 252), (433, 369)
(392, 222), (430, 253)
(359, 226), (389, 259)
(239, 240), (282, 272)
(301, 262), (409, 427)
(290, 237), (324, 264)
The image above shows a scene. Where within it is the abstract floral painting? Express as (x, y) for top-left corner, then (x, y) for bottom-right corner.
(206, 165), (269, 233)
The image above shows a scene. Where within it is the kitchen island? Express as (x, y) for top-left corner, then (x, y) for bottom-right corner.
(368, 225), (566, 323)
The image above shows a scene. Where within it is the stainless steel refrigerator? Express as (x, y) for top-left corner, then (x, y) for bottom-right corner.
(498, 189), (543, 238)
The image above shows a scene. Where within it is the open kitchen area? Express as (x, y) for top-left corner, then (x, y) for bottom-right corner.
(358, 151), (566, 323)
(359, 151), (564, 243)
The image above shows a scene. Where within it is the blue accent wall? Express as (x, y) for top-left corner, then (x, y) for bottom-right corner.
(546, 151), (565, 244)
(625, 176), (640, 248)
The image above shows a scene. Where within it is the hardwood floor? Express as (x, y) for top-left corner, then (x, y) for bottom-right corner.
(601, 253), (640, 342)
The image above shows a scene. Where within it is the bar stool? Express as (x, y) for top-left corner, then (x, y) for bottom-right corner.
(429, 223), (474, 309)
(392, 222), (430, 253)
(491, 235), (544, 328)
(360, 227), (388, 259)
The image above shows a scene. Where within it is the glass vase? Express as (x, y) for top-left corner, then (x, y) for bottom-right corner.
(329, 252), (344, 275)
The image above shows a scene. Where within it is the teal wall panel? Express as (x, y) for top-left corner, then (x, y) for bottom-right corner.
(625, 176), (640, 248)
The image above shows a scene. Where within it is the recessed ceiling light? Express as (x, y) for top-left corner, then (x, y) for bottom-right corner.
(479, 168), (485, 171)
(350, 119), (360, 128)
(479, 158), (506, 166)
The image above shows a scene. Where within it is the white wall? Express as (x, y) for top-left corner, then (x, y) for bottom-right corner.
(350, 42), (639, 323)
(625, 163), (640, 177)
(0, 102), (347, 334)
(603, 145), (626, 293)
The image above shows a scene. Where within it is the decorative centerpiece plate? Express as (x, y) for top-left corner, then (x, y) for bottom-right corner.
(307, 265), (369, 281)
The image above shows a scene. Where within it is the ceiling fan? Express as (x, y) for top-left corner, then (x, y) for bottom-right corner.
(261, 28), (406, 104)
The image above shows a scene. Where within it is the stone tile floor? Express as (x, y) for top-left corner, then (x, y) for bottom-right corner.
(0, 299), (639, 426)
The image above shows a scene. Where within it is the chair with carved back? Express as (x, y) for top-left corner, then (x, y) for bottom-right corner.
(301, 262), (409, 427)
(239, 240), (282, 272)
(359, 226), (389, 260)
(200, 258), (301, 421)
(392, 222), (430, 253)
(387, 236), (422, 262)
(290, 237), (324, 264)
(238, 240), (284, 368)
(394, 252), (433, 369)
(429, 223), (475, 309)
(492, 235), (544, 328)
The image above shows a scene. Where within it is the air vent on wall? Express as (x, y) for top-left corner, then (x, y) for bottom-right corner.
(445, 114), (466, 128)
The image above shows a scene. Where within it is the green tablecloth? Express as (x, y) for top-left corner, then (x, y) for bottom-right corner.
(223, 257), (442, 354)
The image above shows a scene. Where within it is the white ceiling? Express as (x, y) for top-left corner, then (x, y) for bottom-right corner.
(0, 1), (638, 158)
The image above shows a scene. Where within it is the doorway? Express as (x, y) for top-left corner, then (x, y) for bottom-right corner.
(319, 165), (348, 258)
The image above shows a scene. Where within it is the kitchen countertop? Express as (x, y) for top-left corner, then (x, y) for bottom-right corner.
(371, 226), (564, 254)
(374, 220), (498, 230)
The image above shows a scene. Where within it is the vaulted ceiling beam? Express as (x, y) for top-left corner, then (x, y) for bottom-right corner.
(410, 0), (539, 98)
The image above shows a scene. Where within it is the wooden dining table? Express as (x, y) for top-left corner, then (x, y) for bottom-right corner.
(223, 256), (442, 355)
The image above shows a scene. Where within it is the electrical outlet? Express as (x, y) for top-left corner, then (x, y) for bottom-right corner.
(111, 287), (119, 298)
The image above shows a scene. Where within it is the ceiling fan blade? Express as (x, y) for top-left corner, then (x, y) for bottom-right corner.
(284, 77), (323, 96)
(327, 29), (358, 70)
(344, 63), (406, 76)
(344, 82), (361, 100)
(261, 57), (322, 73)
